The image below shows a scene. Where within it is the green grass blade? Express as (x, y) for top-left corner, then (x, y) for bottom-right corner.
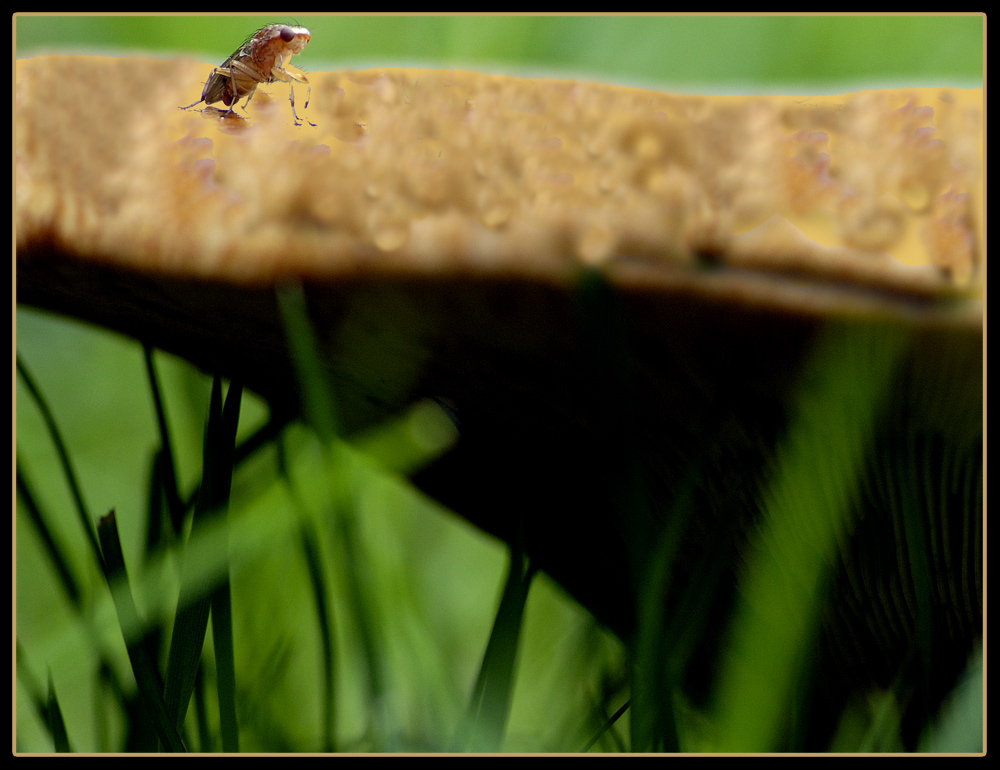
(276, 281), (389, 746)
(45, 671), (72, 752)
(300, 522), (338, 751)
(162, 589), (211, 735)
(97, 510), (187, 752)
(629, 462), (707, 753)
(16, 640), (50, 748)
(583, 697), (631, 752)
(16, 461), (83, 608)
(275, 282), (339, 444)
(333, 505), (390, 746)
(630, 535), (681, 751)
(143, 346), (186, 535)
(163, 376), (242, 741)
(181, 412), (288, 513)
(276, 437), (338, 751)
(210, 380), (243, 753)
(211, 583), (239, 752)
(16, 640), (45, 712)
(163, 378), (222, 733)
(193, 667), (214, 752)
(710, 322), (909, 752)
(453, 550), (536, 752)
(16, 354), (103, 573)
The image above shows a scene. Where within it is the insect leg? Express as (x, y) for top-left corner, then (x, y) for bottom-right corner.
(272, 66), (315, 126)
(271, 67), (309, 85)
(287, 81), (316, 127)
(223, 65), (240, 117)
(237, 84), (257, 113)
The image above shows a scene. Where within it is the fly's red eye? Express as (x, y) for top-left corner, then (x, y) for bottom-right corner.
(280, 27), (296, 42)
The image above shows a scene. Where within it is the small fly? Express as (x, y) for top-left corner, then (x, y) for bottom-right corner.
(182, 24), (315, 126)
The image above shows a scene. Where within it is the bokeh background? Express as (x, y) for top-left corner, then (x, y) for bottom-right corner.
(16, 14), (983, 91)
(15, 14), (984, 753)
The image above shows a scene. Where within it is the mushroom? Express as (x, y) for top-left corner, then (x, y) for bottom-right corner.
(16, 55), (983, 749)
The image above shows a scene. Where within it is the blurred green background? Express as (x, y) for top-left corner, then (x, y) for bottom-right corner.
(15, 15), (984, 753)
(15, 14), (984, 91)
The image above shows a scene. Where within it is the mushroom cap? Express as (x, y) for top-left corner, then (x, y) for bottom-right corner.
(15, 56), (983, 412)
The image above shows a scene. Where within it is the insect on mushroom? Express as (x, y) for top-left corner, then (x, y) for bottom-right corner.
(182, 24), (315, 126)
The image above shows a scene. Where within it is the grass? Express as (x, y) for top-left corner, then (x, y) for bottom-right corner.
(15, 291), (632, 753)
(15, 277), (983, 752)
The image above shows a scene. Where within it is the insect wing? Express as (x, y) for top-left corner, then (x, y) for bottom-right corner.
(200, 70), (230, 106)
(199, 33), (256, 106)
